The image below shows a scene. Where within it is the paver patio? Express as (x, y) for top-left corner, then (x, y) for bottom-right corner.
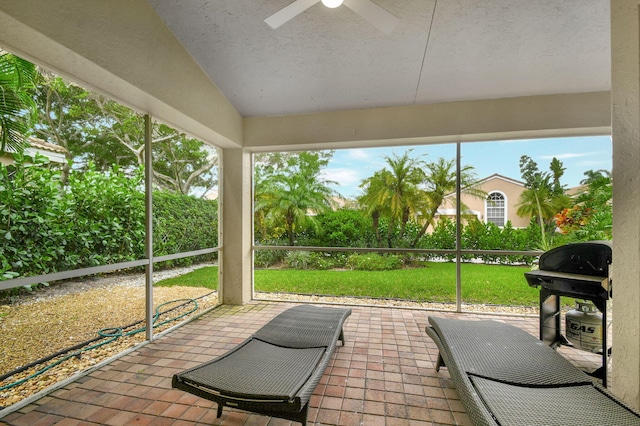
(0, 301), (601, 425)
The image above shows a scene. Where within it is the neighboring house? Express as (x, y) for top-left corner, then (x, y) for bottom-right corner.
(436, 174), (530, 228)
(566, 184), (588, 197)
(0, 137), (68, 166)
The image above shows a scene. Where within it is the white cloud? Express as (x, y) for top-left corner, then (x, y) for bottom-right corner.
(322, 168), (361, 185)
(321, 167), (364, 198)
(345, 149), (370, 161)
(539, 152), (592, 160)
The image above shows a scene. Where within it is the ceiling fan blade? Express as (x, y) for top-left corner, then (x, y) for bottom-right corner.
(343, 0), (399, 34)
(264, 0), (321, 30)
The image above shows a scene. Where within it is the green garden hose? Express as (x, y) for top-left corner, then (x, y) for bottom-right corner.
(0, 297), (203, 392)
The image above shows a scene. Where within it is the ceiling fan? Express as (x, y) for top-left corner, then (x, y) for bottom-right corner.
(264, 0), (399, 34)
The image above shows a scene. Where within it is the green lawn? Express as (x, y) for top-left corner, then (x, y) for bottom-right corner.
(156, 262), (547, 307)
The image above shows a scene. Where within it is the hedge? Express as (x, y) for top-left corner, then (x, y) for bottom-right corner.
(0, 155), (218, 282)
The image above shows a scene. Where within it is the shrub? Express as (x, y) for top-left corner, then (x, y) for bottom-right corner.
(66, 163), (145, 266)
(346, 253), (402, 271)
(0, 157), (220, 283)
(399, 253), (430, 268)
(153, 191), (218, 266)
(0, 154), (74, 278)
(283, 251), (345, 270)
(307, 209), (372, 247)
(254, 248), (286, 268)
(284, 251), (313, 269)
(423, 218), (456, 261)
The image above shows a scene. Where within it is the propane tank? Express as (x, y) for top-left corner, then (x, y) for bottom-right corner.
(565, 300), (603, 353)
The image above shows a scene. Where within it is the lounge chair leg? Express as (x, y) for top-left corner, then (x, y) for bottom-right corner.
(338, 329), (345, 345)
(435, 353), (444, 372)
(300, 403), (309, 425)
(217, 404), (223, 418)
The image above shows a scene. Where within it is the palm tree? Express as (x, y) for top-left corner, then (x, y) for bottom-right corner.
(516, 184), (557, 250)
(516, 185), (557, 222)
(258, 152), (337, 246)
(410, 158), (485, 247)
(253, 164), (279, 241)
(358, 170), (390, 247)
(0, 52), (37, 153)
(580, 169), (611, 186)
(358, 151), (425, 247)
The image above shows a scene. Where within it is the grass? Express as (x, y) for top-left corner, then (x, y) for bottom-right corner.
(155, 267), (219, 289)
(155, 262), (552, 307)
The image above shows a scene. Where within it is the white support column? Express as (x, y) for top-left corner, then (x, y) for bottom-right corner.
(219, 148), (253, 305)
(611, 0), (640, 409)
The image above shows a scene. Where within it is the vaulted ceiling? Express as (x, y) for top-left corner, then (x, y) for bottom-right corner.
(147, 0), (610, 117)
(0, 0), (611, 148)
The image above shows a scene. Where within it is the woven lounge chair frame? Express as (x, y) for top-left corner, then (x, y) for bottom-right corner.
(172, 305), (351, 425)
(426, 316), (640, 426)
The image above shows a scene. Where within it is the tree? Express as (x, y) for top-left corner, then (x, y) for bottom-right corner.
(254, 151), (320, 242)
(516, 155), (570, 249)
(359, 170), (389, 247)
(253, 161), (280, 241)
(88, 96), (220, 195)
(358, 151), (484, 248)
(410, 157), (485, 247)
(549, 157), (566, 196)
(580, 169), (611, 186)
(0, 51), (37, 153)
(255, 152), (337, 246)
(148, 124), (218, 196)
(34, 72), (103, 183)
(33, 74), (218, 195)
(575, 169), (612, 240)
(358, 151), (425, 247)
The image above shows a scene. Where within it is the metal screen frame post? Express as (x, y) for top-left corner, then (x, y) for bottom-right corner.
(144, 114), (154, 341)
(455, 142), (462, 312)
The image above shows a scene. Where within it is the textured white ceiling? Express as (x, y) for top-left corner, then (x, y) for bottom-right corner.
(147, 0), (610, 118)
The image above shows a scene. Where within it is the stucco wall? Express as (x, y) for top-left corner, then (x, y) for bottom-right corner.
(461, 176), (529, 228)
(611, 0), (640, 409)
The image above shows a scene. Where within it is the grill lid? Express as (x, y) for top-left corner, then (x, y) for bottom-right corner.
(538, 240), (612, 277)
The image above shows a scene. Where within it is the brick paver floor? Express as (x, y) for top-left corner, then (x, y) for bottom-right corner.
(0, 301), (601, 425)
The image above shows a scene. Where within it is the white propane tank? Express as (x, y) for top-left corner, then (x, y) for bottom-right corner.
(565, 300), (603, 353)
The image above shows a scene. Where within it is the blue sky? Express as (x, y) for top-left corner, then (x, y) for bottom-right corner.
(322, 136), (612, 199)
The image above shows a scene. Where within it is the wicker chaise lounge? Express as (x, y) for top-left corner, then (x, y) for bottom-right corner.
(425, 316), (640, 426)
(172, 305), (351, 425)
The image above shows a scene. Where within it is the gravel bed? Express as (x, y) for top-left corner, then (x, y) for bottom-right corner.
(0, 264), (218, 409)
(0, 265), (538, 410)
(255, 292), (539, 316)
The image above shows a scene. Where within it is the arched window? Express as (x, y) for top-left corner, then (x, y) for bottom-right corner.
(486, 192), (506, 226)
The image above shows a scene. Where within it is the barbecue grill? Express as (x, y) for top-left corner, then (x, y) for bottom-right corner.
(525, 240), (612, 385)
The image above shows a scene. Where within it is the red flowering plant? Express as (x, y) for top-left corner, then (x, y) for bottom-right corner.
(555, 204), (594, 234)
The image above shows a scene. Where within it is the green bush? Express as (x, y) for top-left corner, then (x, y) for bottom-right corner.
(399, 253), (430, 268)
(153, 191), (218, 266)
(306, 209), (373, 247)
(66, 162), (146, 266)
(423, 218), (456, 261)
(254, 250), (285, 268)
(284, 251), (345, 270)
(456, 219), (538, 264)
(284, 251), (314, 269)
(0, 157), (220, 282)
(346, 253), (402, 271)
(0, 154), (74, 278)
